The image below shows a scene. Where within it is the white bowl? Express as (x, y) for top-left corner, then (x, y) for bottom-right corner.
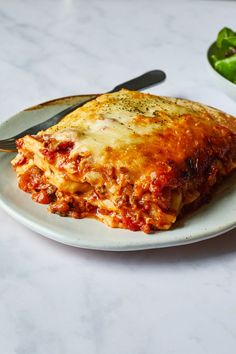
(207, 42), (236, 101)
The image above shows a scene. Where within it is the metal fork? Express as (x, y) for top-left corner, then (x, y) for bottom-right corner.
(0, 70), (166, 152)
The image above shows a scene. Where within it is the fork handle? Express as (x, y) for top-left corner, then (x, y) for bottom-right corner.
(109, 70), (166, 93)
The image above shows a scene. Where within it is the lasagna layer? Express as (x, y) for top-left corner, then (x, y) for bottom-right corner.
(12, 89), (236, 233)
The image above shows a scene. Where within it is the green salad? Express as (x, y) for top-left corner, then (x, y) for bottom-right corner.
(209, 27), (236, 84)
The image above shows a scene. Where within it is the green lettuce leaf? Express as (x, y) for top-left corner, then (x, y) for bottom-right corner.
(216, 27), (235, 48)
(210, 27), (236, 83)
(214, 55), (236, 83)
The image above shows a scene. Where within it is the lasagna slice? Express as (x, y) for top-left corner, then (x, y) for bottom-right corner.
(12, 89), (236, 233)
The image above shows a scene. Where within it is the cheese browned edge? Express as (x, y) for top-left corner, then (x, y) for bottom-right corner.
(11, 89), (236, 233)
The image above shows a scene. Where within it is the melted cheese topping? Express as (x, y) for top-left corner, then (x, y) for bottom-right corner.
(45, 91), (195, 158)
(40, 89), (236, 175)
(17, 89), (236, 185)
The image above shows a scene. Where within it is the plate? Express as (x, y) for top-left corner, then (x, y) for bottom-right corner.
(1, 95), (236, 251)
(207, 42), (236, 101)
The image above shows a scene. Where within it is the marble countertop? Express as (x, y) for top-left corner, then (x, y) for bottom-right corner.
(1, 1), (236, 353)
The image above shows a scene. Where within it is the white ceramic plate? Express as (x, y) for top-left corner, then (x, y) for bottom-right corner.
(1, 95), (236, 251)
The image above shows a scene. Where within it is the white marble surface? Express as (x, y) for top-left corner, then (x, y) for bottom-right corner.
(1, 0), (236, 353)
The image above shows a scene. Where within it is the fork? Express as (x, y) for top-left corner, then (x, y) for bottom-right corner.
(0, 70), (166, 152)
